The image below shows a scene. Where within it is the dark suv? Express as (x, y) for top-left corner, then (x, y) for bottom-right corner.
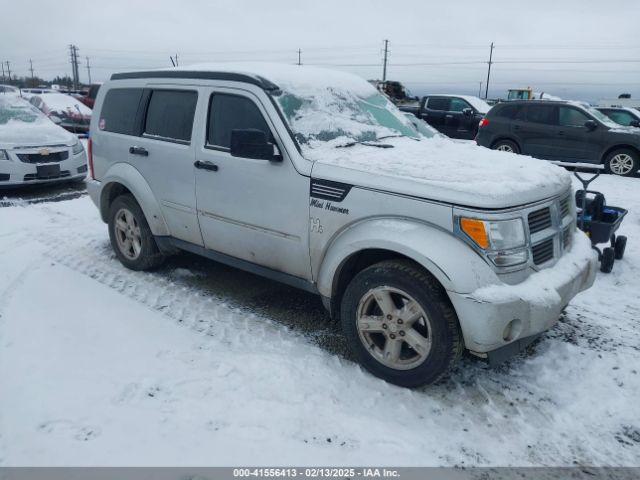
(476, 100), (640, 177)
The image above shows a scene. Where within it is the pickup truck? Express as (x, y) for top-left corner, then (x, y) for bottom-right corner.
(87, 63), (596, 387)
(401, 94), (490, 140)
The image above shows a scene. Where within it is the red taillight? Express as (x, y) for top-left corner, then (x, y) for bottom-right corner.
(87, 138), (95, 179)
(479, 118), (489, 128)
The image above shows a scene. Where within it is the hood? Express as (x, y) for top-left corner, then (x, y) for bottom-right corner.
(0, 116), (76, 148)
(308, 137), (571, 209)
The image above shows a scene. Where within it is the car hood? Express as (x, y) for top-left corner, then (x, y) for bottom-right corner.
(308, 136), (571, 209)
(0, 117), (75, 148)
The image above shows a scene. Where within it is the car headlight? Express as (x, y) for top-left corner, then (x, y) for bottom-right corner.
(0, 150), (9, 161)
(72, 141), (84, 155)
(459, 217), (528, 267)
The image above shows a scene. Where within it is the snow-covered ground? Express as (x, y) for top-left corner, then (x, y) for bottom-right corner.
(0, 174), (639, 466)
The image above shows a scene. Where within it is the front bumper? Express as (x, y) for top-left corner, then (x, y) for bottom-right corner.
(448, 232), (598, 355)
(0, 149), (87, 188)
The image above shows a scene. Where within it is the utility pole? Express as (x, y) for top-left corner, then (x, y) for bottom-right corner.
(1, 62), (5, 82)
(484, 42), (494, 100)
(69, 45), (80, 90)
(175, 53), (179, 66)
(478, 81), (483, 98)
(382, 39), (389, 82)
(5, 61), (11, 82)
(29, 59), (35, 86)
(86, 56), (92, 84)
(297, 49), (302, 66)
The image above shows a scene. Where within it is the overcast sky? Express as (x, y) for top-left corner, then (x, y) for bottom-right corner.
(3, 0), (639, 101)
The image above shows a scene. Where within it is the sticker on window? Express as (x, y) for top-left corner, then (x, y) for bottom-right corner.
(99, 118), (106, 130)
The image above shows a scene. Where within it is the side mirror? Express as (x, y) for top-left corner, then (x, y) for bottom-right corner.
(230, 129), (281, 161)
(584, 120), (598, 131)
(462, 107), (474, 117)
(630, 120), (640, 128)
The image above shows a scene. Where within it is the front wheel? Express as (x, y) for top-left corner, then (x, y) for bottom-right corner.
(108, 194), (164, 271)
(340, 260), (463, 388)
(604, 149), (638, 177)
(492, 139), (520, 154)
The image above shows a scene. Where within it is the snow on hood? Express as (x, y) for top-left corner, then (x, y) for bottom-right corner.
(0, 96), (75, 147)
(310, 136), (572, 209)
(38, 93), (92, 117)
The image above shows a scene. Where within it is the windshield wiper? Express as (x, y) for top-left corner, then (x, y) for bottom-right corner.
(337, 141), (394, 149)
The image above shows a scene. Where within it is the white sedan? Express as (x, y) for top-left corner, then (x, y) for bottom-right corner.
(0, 96), (87, 187)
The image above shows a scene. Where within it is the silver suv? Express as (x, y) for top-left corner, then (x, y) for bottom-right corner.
(87, 64), (597, 387)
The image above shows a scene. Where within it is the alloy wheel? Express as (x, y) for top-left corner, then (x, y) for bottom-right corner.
(609, 153), (635, 175)
(114, 208), (142, 260)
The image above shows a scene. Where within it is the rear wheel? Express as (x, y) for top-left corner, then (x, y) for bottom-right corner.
(492, 139), (520, 154)
(604, 149), (638, 177)
(108, 194), (164, 271)
(614, 235), (627, 260)
(600, 247), (615, 273)
(340, 260), (463, 388)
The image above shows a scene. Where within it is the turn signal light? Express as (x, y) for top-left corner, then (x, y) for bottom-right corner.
(460, 218), (489, 249)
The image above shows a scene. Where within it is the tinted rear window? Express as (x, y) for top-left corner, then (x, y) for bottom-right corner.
(207, 94), (271, 149)
(100, 88), (143, 135)
(495, 104), (521, 119)
(426, 97), (450, 111)
(526, 105), (556, 125)
(144, 90), (197, 142)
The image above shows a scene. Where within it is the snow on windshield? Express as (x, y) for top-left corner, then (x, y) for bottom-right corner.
(276, 89), (418, 148)
(0, 96), (42, 125)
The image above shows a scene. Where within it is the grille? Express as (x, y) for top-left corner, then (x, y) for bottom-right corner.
(528, 207), (552, 234)
(0, 173), (9, 182)
(18, 151), (69, 164)
(532, 238), (554, 265)
(560, 196), (571, 218)
(24, 170), (71, 181)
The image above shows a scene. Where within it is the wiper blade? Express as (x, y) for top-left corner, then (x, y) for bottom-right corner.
(337, 141), (394, 149)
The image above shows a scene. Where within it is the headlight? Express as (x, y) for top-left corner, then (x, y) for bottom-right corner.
(459, 217), (528, 267)
(0, 150), (9, 161)
(72, 141), (84, 155)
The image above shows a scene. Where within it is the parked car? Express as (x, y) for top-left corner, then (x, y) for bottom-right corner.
(476, 100), (640, 177)
(400, 94), (491, 140)
(0, 85), (20, 96)
(80, 83), (101, 109)
(596, 106), (640, 128)
(29, 92), (91, 133)
(20, 87), (56, 98)
(87, 64), (596, 387)
(0, 96), (87, 187)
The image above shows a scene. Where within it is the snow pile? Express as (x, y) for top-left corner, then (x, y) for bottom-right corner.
(470, 231), (596, 305)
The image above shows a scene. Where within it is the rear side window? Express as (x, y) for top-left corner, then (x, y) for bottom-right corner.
(100, 88), (143, 135)
(207, 94), (272, 149)
(144, 90), (197, 142)
(526, 105), (556, 125)
(558, 107), (590, 127)
(495, 104), (521, 119)
(426, 97), (450, 111)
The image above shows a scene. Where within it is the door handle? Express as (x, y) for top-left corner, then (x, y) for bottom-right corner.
(513, 125), (521, 131)
(194, 160), (219, 172)
(558, 131), (565, 136)
(129, 146), (148, 156)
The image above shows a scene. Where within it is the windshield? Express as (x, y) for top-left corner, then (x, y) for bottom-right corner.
(275, 88), (419, 148)
(0, 98), (42, 125)
(587, 106), (623, 128)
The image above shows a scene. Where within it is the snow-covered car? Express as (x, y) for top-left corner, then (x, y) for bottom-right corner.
(20, 87), (56, 100)
(0, 84), (21, 96)
(0, 96), (87, 187)
(87, 63), (597, 387)
(29, 92), (92, 133)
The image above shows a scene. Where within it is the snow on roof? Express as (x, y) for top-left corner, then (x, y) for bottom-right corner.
(38, 93), (92, 115)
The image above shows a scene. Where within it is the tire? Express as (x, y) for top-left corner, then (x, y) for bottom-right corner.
(108, 194), (164, 271)
(604, 148), (639, 177)
(600, 247), (615, 273)
(614, 235), (627, 260)
(340, 260), (463, 388)
(492, 139), (520, 154)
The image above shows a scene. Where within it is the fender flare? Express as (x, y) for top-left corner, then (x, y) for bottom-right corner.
(316, 218), (499, 299)
(99, 162), (170, 236)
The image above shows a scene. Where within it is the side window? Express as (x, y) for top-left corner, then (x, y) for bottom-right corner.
(207, 93), (272, 149)
(496, 104), (521, 119)
(606, 111), (634, 126)
(449, 97), (471, 112)
(558, 107), (590, 127)
(100, 88), (143, 135)
(426, 97), (450, 111)
(144, 90), (197, 142)
(526, 105), (556, 125)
